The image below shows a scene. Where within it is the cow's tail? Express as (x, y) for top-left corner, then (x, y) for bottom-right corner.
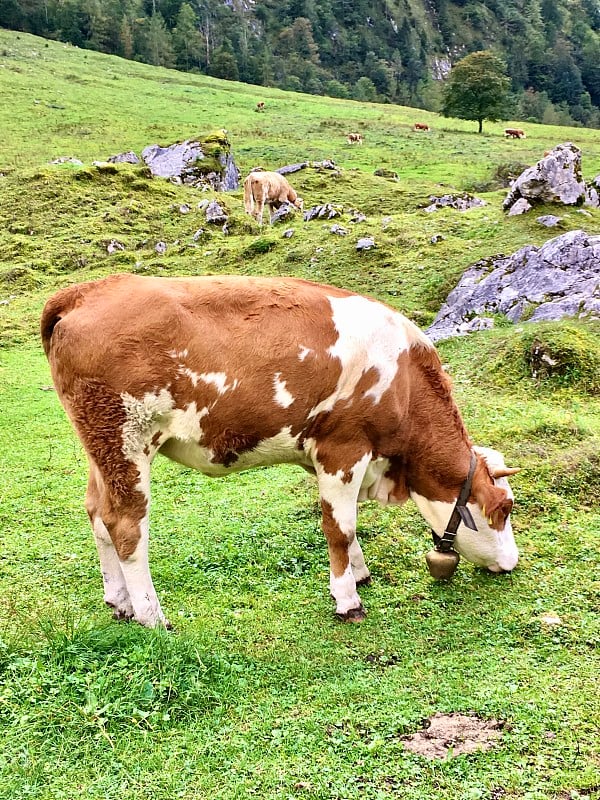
(40, 284), (84, 356)
(243, 177), (254, 215)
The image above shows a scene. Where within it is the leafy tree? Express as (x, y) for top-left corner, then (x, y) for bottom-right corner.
(442, 50), (510, 132)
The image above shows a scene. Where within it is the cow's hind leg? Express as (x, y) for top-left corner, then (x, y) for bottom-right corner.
(86, 454), (168, 628)
(315, 451), (371, 621)
(86, 462), (133, 621)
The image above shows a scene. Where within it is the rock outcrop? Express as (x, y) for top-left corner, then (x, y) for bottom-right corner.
(503, 142), (598, 213)
(141, 131), (239, 191)
(426, 230), (600, 341)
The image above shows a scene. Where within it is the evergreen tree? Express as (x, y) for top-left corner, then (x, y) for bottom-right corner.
(173, 2), (201, 70)
(442, 50), (510, 132)
(142, 12), (175, 67)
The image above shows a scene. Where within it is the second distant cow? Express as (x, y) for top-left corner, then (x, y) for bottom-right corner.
(243, 171), (304, 226)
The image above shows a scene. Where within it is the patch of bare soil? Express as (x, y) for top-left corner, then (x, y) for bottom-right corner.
(401, 712), (504, 759)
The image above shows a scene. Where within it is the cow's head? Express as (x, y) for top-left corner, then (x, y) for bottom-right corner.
(411, 446), (519, 573)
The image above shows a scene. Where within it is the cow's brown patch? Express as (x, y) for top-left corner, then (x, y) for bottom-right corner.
(402, 713), (503, 759)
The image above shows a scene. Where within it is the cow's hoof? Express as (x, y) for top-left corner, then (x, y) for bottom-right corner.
(336, 605), (366, 623)
(356, 575), (371, 587)
(111, 608), (134, 622)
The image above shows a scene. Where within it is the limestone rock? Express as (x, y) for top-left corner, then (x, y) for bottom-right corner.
(426, 230), (600, 341)
(503, 142), (586, 211)
(142, 131), (239, 191)
(424, 193), (486, 212)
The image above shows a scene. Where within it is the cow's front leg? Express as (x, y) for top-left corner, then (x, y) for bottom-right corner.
(316, 453), (371, 621)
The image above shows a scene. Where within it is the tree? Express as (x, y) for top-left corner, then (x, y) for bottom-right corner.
(173, 3), (202, 70)
(442, 50), (510, 133)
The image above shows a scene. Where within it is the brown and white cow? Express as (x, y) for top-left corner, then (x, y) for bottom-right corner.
(41, 275), (519, 628)
(413, 122), (430, 131)
(243, 171), (303, 226)
(347, 133), (363, 144)
(256, 101), (265, 112)
(504, 128), (526, 139)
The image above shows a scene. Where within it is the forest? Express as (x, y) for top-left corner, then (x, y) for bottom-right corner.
(1, 0), (600, 126)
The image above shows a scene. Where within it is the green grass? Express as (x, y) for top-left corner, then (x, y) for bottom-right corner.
(1, 28), (600, 800)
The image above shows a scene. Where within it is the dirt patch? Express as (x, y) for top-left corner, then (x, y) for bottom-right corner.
(402, 712), (504, 759)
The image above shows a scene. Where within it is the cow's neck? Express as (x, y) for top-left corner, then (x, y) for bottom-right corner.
(403, 349), (473, 502)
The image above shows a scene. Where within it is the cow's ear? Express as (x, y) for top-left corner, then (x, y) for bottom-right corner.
(487, 495), (514, 529)
(473, 479), (513, 530)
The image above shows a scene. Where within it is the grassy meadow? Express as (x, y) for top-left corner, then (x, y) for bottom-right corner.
(1, 27), (600, 800)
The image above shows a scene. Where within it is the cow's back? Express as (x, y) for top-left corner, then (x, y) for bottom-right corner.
(42, 274), (431, 472)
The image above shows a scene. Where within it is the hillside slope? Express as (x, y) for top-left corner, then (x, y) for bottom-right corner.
(2, 0), (600, 125)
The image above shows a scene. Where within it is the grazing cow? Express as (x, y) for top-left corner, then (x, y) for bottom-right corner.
(256, 101), (265, 112)
(414, 122), (430, 131)
(41, 275), (519, 628)
(347, 133), (363, 144)
(504, 128), (526, 139)
(243, 170), (303, 226)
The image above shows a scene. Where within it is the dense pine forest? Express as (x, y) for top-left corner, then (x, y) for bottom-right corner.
(2, 0), (600, 126)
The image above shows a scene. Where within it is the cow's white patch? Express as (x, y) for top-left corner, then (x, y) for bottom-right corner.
(92, 515), (133, 617)
(179, 366), (201, 387)
(273, 372), (294, 408)
(199, 372), (239, 394)
(170, 401), (209, 441)
(315, 451), (371, 615)
(298, 345), (313, 361)
(160, 425), (304, 476)
(119, 526), (167, 627)
(330, 563), (362, 616)
(348, 535), (370, 584)
(410, 491), (519, 572)
(121, 389), (174, 461)
(309, 295), (430, 416)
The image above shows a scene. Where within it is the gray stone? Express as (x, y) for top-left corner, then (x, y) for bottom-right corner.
(106, 239), (125, 254)
(50, 157), (83, 165)
(585, 175), (600, 208)
(356, 237), (376, 251)
(107, 151), (140, 164)
(503, 142), (586, 211)
(423, 193), (486, 213)
(426, 230), (600, 341)
(508, 198), (532, 216)
(270, 203), (297, 224)
(536, 215), (563, 227)
(205, 200), (228, 224)
(330, 224), (348, 235)
(282, 228), (295, 238)
(142, 133), (239, 191)
(350, 211), (367, 223)
(155, 241), (167, 255)
(303, 203), (342, 221)
(277, 162), (310, 175)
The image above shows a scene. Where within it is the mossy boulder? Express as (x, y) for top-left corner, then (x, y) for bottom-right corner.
(492, 322), (600, 393)
(141, 130), (239, 191)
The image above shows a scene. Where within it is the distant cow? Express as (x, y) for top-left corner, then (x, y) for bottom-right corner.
(413, 122), (430, 131)
(347, 133), (363, 144)
(504, 128), (526, 139)
(41, 274), (519, 628)
(244, 170), (303, 226)
(256, 101), (265, 112)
